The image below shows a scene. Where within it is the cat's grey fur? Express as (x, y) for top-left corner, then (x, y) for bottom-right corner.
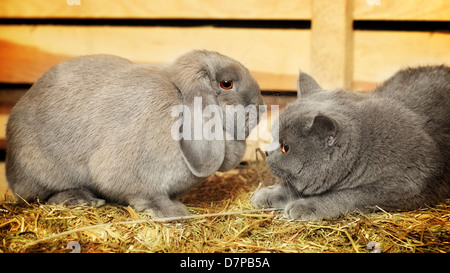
(253, 65), (450, 220)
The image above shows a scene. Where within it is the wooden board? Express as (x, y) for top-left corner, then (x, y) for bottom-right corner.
(353, 0), (450, 21)
(2, 0), (449, 21)
(353, 30), (450, 90)
(0, 25), (310, 91)
(3, 26), (449, 92)
(0, 0), (312, 19)
(311, 0), (353, 90)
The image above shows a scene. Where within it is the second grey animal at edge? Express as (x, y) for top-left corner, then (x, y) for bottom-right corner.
(6, 50), (263, 218)
(253, 65), (450, 221)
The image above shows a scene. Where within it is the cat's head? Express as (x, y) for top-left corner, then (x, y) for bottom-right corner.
(266, 73), (351, 196)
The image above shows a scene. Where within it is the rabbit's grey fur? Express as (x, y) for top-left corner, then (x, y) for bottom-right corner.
(253, 65), (450, 220)
(6, 50), (263, 217)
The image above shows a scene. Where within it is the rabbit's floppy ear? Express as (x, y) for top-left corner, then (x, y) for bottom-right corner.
(177, 71), (225, 177)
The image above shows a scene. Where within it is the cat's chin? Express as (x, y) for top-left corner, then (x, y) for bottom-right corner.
(270, 170), (292, 186)
(267, 162), (286, 178)
(266, 161), (307, 196)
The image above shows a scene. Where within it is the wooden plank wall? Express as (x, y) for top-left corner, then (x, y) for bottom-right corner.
(1, 0), (449, 91)
(0, 0), (449, 198)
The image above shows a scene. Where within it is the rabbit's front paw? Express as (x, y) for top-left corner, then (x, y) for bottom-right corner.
(147, 202), (190, 219)
(47, 189), (106, 207)
(131, 197), (190, 219)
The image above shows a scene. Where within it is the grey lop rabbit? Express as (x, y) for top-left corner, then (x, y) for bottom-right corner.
(6, 50), (263, 218)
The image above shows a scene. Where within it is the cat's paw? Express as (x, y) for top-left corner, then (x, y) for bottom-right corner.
(252, 188), (277, 208)
(252, 186), (289, 209)
(285, 199), (322, 221)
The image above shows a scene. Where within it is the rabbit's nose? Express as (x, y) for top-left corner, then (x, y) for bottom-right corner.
(265, 142), (280, 156)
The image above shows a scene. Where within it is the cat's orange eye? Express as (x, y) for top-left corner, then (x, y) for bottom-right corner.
(281, 143), (290, 154)
(220, 80), (233, 90)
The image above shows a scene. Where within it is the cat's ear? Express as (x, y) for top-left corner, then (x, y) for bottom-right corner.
(310, 115), (339, 146)
(297, 72), (322, 97)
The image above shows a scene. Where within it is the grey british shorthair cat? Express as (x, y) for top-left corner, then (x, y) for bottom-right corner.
(253, 65), (450, 221)
(6, 50), (263, 218)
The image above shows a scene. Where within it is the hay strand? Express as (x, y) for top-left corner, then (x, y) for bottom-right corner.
(1, 160), (449, 253)
(18, 208), (281, 251)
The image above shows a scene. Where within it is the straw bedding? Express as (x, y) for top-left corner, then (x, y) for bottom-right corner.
(1, 158), (449, 253)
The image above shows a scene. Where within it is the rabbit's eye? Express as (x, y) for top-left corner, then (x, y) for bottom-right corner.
(281, 143), (290, 154)
(220, 80), (233, 90)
